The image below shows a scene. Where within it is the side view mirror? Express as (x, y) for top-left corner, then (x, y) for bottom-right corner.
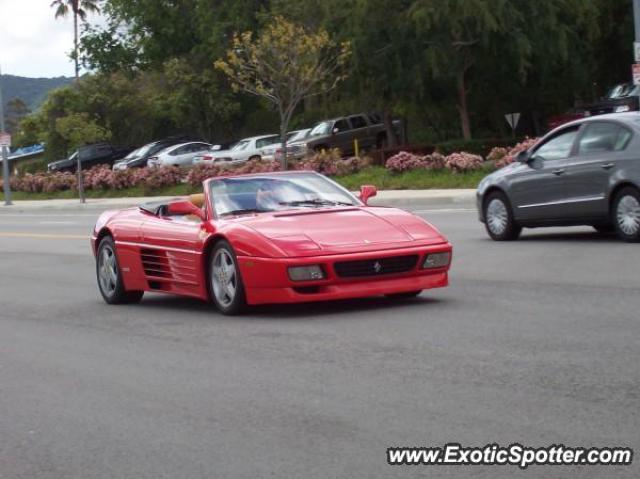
(359, 185), (377, 205)
(167, 200), (205, 221)
(332, 127), (339, 135)
(516, 150), (531, 163)
(212, 145), (222, 151)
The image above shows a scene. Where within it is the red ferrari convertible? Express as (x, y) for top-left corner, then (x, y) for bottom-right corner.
(92, 171), (452, 314)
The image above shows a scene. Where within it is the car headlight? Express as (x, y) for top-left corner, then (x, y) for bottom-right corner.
(422, 252), (450, 269)
(288, 265), (325, 281)
(614, 105), (631, 113)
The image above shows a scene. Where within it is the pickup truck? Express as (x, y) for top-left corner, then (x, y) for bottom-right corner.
(293, 113), (398, 156)
(48, 143), (133, 173)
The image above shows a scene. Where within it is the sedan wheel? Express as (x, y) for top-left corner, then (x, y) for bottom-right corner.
(209, 241), (247, 315)
(483, 192), (521, 241)
(96, 237), (143, 304)
(613, 187), (640, 242)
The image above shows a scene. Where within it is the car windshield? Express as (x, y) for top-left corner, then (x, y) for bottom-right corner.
(607, 84), (639, 98)
(231, 140), (250, 151)
(309, 121), (332, 137)
(208, 173), (360, 217)
(123, 146), (143, 160)
(287, 129), (310, 142)
(256, 136), (280, 148)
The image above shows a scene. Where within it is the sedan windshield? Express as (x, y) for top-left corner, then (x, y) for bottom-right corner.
(209, 173), (359, 217)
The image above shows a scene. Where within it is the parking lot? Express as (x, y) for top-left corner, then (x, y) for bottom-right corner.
(0, 206), (638, 479)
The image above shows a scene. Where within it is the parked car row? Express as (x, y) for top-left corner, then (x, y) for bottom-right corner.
(46, 112), (397, 173)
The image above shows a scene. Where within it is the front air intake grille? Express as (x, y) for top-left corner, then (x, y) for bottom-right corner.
(334, 255), (419, 278)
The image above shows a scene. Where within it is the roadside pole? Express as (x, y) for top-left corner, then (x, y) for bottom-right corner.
(0, 64), (12, 206)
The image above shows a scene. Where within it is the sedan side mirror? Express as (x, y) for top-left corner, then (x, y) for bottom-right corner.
(332, 127), (339, 135)
(516, 150), (531, 163)
(359, 185), (377, 205)
(212, 145), (222, 151)
(167, 200), (205, 221)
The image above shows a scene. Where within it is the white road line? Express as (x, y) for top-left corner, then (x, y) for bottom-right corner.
(38, 221), (79, 225)
(413, 208), (476, 213)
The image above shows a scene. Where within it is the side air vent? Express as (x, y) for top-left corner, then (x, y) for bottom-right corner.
(140, 249), (172, 279)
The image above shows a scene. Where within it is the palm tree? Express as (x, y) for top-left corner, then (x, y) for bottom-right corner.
(51, 0), (100, 81)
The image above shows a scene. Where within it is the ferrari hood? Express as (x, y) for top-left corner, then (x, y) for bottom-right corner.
(234, 207), (446, 256)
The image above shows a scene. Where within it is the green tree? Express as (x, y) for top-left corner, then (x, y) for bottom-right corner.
(55, 112), (111, 151)
(5, 98), (30, 135)
(51, 0), (101, 80)
(215, 16), (351, 167)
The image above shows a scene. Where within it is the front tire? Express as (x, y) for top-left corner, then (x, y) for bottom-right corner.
(483, 192), (521, 241)
(96, 237), (144, 304)
(208, 240), (247, 315)
(248, 155), (261, 162)
(612, 186), (640, 242)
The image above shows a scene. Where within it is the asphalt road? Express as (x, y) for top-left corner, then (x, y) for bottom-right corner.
(0, 206), (638, 479)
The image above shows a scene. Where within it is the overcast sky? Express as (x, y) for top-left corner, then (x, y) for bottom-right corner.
(0, 0), (104, 78)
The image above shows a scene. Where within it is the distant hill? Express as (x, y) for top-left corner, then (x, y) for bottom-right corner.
(1, 74), (73, 112)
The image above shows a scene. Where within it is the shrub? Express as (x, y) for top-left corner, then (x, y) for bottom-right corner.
(487, 146), (509, 163)
(186, 163), (224, 186)
(144, 166), (183, 190)
(385, 151), (426, 173)
(444, 152), (484, 174)
(495, 137), (540, 169)
(385, 151), (445, 173)
(235, 158), (282, 174)
(294, 148), (365, 176)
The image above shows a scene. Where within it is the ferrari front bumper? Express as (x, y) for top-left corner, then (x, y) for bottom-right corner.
(237, 243), (451, 305)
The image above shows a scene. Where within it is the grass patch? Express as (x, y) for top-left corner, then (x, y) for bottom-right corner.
(334, 165), (492, 190)
(0, 166), (490, 202)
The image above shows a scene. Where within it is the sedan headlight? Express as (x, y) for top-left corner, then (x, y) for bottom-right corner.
(288, 265), (325, 281)
(422, 252), (450, 269)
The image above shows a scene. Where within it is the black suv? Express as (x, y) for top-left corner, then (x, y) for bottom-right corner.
(48, 143), (133, 173)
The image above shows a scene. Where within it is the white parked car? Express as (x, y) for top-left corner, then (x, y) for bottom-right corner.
(146, 142), (213, 168)
(193, 135), (280, 165)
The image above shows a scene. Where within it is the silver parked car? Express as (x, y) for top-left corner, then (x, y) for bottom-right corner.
(477, 112), (640, 242)
(193, 134), (280, 165)
(146, 142), (212, 167)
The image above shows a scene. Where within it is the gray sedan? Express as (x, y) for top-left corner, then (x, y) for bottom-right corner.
(477, 112), (640, 242)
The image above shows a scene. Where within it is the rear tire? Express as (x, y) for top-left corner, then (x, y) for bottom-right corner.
(208, 240), (247, 315)
(612, 186), (640, 242)
(386, 290), (422, 299)
(483, 191), (521, 241)
(249, 155), (261, 161)
(96, 236), (144, 304)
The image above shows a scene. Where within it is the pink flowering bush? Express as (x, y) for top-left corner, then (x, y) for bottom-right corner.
(385, 151), (426, 173)
(144, 165), (183, 190)
(495, 137), (539, 169)
(294, 149), (366, 176)
(186, 163), (224, 186)
(486, 146), (509, 164)
(235, 158), (282, 174)
(423, 152), (446, 170)
(444, 152), (484, 174)
(385, 151), (447, 173)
